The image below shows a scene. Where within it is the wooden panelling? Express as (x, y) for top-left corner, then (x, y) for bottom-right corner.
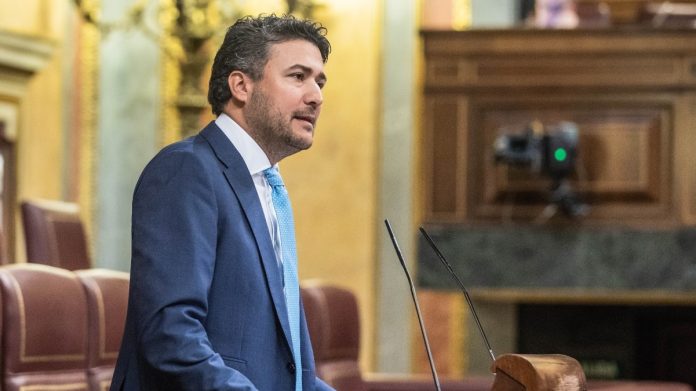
(427, 55), (687, 89)
(421, 29), (696, 225)
(470, 101), (671, 220)
(682, 94), (696, 224)
(423, 95), (468, 221)
(423, 29), (696, 58)
(692, 114), (696, 224)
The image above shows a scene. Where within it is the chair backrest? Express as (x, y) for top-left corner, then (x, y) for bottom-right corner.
(76, 269), (129, 391)
(301, 283), (367, 391)
(0, 263), (89, 391)
(21, 199), (91, 270)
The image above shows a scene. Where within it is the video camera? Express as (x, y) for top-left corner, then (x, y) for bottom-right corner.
(493, 121), (588, 218)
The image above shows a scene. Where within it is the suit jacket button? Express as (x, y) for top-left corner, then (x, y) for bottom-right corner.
(287, 362), (296, 374)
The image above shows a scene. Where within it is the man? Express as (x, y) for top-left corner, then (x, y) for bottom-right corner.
(110, 14), (333, 390)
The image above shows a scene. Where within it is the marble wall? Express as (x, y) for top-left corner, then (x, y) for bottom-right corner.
(418, 225), (696, 290)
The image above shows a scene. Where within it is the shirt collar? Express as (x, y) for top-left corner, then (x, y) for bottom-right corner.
(215, 113), (273, 175)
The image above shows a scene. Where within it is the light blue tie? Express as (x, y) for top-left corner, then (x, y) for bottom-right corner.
(264, 167), (302, 391)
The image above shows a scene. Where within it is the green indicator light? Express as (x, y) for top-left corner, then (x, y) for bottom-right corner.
(554, 148), (567, 162)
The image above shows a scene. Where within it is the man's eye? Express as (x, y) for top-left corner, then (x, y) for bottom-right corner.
(291, 73), (304, 80)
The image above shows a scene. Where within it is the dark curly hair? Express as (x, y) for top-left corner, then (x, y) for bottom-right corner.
(207, 14), (331, 115)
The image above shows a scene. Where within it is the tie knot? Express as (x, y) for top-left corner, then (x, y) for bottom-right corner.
(263, 167), (285, 188)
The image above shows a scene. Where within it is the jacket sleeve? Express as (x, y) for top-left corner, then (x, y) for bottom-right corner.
(129, 146), (257, 390)
(315, 377), (335, 391)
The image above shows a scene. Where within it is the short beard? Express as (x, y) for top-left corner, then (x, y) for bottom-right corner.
(246, 87), (312, 162)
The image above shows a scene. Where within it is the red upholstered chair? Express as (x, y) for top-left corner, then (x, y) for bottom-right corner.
(76, 269), (129, 391)
(21, 199), (91, 270)
(0, 263), (89, 391)
(302, 282), (367, 391)
(301, 282), (493, 391)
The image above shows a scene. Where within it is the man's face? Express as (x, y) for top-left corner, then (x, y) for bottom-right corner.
(245, 39), (327, 161)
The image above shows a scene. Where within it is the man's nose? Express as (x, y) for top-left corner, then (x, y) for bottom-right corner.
(304, 82), (323, 108)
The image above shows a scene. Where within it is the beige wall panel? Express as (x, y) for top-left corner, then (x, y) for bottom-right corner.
(0, 0), (43, 35)
(287, 1), (380, 371)
(1, 0), (67, 261)
(18, 48), (64, 201)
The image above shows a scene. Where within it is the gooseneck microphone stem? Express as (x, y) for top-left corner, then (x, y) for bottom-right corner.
(419, 227), (496, 363)
(384, 220), (441, 391)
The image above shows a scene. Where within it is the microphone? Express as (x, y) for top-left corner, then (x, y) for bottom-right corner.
(384, 219), (441, 391)
(418, 226), (496, 363)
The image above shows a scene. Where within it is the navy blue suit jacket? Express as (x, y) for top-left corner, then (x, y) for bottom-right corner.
(110, 122), (332, 390)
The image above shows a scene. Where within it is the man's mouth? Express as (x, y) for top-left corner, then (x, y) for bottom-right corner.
(293, 112), (316, 127)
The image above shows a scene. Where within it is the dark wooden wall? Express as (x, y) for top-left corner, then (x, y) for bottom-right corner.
(421, 28), (696, 226)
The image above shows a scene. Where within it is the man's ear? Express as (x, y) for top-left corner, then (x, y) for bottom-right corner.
(228, 71), (252, 103)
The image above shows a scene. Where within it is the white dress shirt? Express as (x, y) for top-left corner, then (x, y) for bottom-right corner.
(215, 114), (284, 272)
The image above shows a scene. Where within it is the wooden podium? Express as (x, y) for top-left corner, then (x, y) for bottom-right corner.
(491, 354), (587, 391)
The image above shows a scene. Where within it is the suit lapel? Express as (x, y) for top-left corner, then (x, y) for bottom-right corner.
(199, 122), (294, 355)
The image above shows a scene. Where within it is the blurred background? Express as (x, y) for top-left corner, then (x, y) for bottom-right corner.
(1, 0), (696, 387)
